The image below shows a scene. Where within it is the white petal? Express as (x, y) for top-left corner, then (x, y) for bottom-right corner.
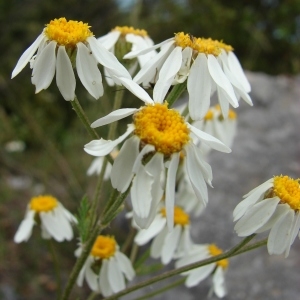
(150, 227), (168, 258)
(12, 33), (45, 78)
(135, 215), (166, 245)
(84, 125), (134, 157)
(115, 76), (153, 104)
(243, 178), (273, 198)
(207, 55), (238, 107)
(185, 264), (215, 287)
(165, 153), (180, 230)
(188, 123), (231, 153)
(76, 42), (103, 99)
(97, 31), (120, 50)
(213, 267), (227, 298)
(115, 251), (135, 281)
(31, 40), (56, 93)
(161, 225), (181, 264)
(268, 206), (294, 256)
(234, 197), (280, 236)
(131, 165), (154, 221)
(108, 257), (125, 293)
(187, 54), (212, 120)
(56, 46), (76, 101)
(217, 86), (230, 117)
(88, 36), (131, 79)
(55, 205), (73, 240)
(91, 108), (138, 128)
(85, 264), (99, 291)
(111, 136), (139, 192)
(132, 144), (155, 174)
(40, 210), (64, 241)
(99, 260), (113, 297)
(14, 210), (35, 243)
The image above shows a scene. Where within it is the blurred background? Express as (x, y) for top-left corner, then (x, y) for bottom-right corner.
(1, 0), (300, 299)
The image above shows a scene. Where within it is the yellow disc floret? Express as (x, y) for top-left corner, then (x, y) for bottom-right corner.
(174, 32), (233, 56)
(91, 235), (117, 259)
(273, 175), (300, 210)
(161, 206), (190, 226)
(30, 195), (58, 212)
(45, 17), (93, 47)
(204, 109), (214, 121)
(208, 244), (229, 269)
(113, 26), (148, 37)
(134, 103), (190, 156)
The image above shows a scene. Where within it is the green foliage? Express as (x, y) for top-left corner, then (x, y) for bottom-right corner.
(76, 195), (91, 243)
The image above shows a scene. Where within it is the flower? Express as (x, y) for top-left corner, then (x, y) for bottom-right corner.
(14, 195), (77, 243)
(134, 206), (192, 264)
(11, 17), (149, 101)
(87, 157), (112, 179)
(192, 104), (237, 155)
(84, 100), (230, 230)
(124, 32), (252, 120)
(98, 26), (156, 85)
(233, 175), (300, 257)
(175, 243), (228, 298)
(76, 235), (135, 296)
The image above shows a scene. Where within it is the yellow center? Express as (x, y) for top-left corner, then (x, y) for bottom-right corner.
(44, 17), (93, 47)
(30, 195), (58, 212)
(134, 103), (190, 156)
(208, 244), (229, 269)
(91, 236), (116, 259)
(113, 26), (148, 37)
(204, 109), (214, 121)
(272, 175), (300, 210)
(174, 32), (233, 56)
(161, 206), (190, 226)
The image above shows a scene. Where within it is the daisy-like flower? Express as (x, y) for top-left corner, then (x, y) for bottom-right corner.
(234, 175), (300, 257)
(11, 17), (151, 102)
(84, 98), (230, 230)
(14, 195), (76, 243)
(124, 32), (252, 120)
(98, 26), (156, 84)
(192, 105), (237, 155)
(76, 235), (135, 296)
(134, 206), (192, 264)
(175, 243), (228, 298)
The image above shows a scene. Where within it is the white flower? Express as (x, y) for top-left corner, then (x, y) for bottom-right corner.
(84, 99), (230, 230)
(14, 195), (77, 243)
(135, 206), (192, 264)
(124, 32), (252, 120)
(233, 175), (300, 257)
(98, 26), (156, 85)
(192, 105), (237, 156)
(87, 157), (112, 179)
(175, 243), (228, 298)
(76, 235), (135, 296)
(11, 17), (149, 102)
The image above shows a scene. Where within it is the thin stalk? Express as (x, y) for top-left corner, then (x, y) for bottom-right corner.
(101, 236), (263, 300)
(129, 243), (139, 264)
(134, 248), (150, 270)
(121, 226), (137, 254)
(48, 239), (61, 300)
(70, 96), (100, 139)
(165, 82), (187, 108)
(60, 224), (105, 300)
(87, 292), (98, 300)
(133, 278), (186, 300)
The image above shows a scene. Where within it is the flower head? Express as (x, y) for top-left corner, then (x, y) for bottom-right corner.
(124, 31), (252, 120)
(14, 195), (76, 243)
(11, 17), (135, 101)
(76, 235), (135, 296)
(84, 101), (230, 230)
(134, 205), (192, 264)
(175, 243), (228, 298)
(233, 175), (300, 257)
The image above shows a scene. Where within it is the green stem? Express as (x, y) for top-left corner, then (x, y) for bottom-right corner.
(48, 239), (61, 300)
(121, 226), (137, 254)
(129, 243), (139, 264)
(60, 224), (105, 300)
(133, 278), (186, 300)
(86, 291), (98, 300)
(70, 96), (100, 139)
(101, 236), (263, 300)
(134, 248), (150, 270)
(165, 82), (187, 108)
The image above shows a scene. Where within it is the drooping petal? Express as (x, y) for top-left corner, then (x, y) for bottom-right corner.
(14, 210), (35, 243)
(187, 53), (212, 120)
(85, 262), (99, 291)
(99, 260), (113, 297)
(97, 31), (120, 50)
(84, 125), (134, 157)
(115, 251), (135, 281)
(56, 46), (76, 101)
(108, 257), (125, 293)
(91, 108), (138, 128)
(185, 264), (215, 287)
(165, 152), (180, 230)
(213, 267), (227, 298)
(161, 225), (181, 264)
(12, 33), (45, 78)
(132, 144), (155, 174)
(40, 210), (65, 241)
(150, 227), (168, 258)
(31, 40), (56, 93)
(76, 42), (103, 99)
(234, 198), (280, 236)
